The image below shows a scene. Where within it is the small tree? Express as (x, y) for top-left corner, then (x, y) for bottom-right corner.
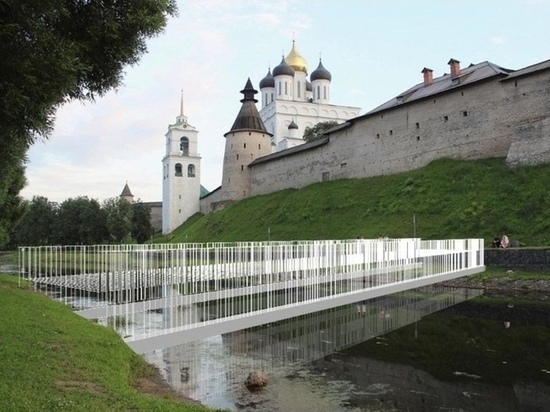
(131, 201), (154, 244)
(103, 198), (133, 244)
(303, 121), (339, 143)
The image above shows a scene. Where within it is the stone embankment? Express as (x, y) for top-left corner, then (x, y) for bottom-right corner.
(441, 275), (550, 301)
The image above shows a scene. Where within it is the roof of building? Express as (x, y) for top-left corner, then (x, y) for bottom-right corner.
(365, 60), (513, 116)
(273, 55), (295, 77)
(120, 183), (134, 198)
(288, 119), (298, 129)
(311, 58), (332, 82)
(226, 78), (271, 135)
(501, 58), (550, 81)
(285, 40), (308, 74)
(250, 136), (330, 166)
(200, 185), (210, 198)
(259, 68), (275, 89)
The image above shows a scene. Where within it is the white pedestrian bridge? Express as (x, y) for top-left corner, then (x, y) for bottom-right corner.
(19, 238), (484, 354)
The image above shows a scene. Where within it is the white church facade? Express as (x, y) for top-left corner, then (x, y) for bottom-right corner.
(258, 41), (361, 151)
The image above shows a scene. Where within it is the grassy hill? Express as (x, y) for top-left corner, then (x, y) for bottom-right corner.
(157, 157), (550, 246)
(0, 274), (212, 411)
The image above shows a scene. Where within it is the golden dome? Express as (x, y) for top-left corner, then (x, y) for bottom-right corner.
(285, 40), (308, 74)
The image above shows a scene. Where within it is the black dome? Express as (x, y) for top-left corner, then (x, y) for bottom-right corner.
(273, 56), (295, 77)
(259, 68), (274, 88)
(311, 59), (332, 82)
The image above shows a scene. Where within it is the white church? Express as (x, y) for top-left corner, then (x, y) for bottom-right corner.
(159, 41), (361, 234)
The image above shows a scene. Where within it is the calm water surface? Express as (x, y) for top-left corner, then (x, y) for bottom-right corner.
(137, 286), (550, 411)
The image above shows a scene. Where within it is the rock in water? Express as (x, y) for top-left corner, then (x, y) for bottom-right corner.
(244, 370), (268, 390)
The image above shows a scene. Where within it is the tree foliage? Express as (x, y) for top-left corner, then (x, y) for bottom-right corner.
(131, 201), (154, 244)
(303, 121), (339, 143)
(0, 0), (177, 248)
(10, 196), (57, 246)
(10, 195), (157, 246)
(103, 197), (133, 244)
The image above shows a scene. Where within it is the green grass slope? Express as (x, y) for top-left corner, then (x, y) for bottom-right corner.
(160, 158), (550, 246)
(0, 274), (211, 412)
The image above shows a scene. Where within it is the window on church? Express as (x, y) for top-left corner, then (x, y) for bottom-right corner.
(270, 93), (273, 103)
(180, 137), (189, 155)
(236, 154), (239, 160)
(317, 86), (320, 100)
(323, 86), (327, 100)
(278, 82), (281, 95)
(241, 165), (244, 171)
(285, 82), (288, 95)
(188, 164), (195, 177)
(297, 81), (301, 98)
(175, 163), (182, 176)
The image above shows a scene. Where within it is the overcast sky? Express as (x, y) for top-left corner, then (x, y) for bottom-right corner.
(20, 0), (550, 203)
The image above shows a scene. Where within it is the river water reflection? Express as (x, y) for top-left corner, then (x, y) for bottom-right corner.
(138, 285), (549, 411)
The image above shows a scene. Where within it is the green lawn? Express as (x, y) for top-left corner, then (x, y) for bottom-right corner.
(154, 158), (550, 246)
(0, 274), (216, 412)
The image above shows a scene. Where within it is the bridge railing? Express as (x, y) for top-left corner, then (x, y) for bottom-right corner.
(19, 238), (483, 313)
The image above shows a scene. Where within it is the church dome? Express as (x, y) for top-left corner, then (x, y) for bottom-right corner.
(273, 56), (295, 77)
(288, 119), (298, 129)
(311, 59), (332, 82)
(285, 40), (308, 74)
(259, 68), (275, 88)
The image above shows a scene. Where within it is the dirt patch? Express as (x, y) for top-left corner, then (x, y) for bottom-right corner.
(132, 375), (202, 405)
(54, 380), (105, 396)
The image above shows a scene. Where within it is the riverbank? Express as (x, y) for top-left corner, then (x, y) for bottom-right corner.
(0, 274), (215, 411)
(441, 266), (550, 300)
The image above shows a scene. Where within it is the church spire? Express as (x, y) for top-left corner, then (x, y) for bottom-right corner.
(173, 90), (190, 128)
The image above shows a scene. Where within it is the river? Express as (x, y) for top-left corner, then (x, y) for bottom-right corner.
(140, 286), (550, 411)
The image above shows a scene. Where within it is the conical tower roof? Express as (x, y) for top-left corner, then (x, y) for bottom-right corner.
(120, 182), (133, 198)
(226, 78), (271, 134)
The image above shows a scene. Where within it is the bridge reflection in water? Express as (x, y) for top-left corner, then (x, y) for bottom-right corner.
(19, 238), (484, 353)
(145, 285), (482, 404)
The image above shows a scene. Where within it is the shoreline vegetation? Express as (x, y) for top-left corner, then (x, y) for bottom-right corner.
(0, 273), (217, 412)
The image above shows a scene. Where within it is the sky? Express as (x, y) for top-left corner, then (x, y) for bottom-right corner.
(20, 0), (550, 204)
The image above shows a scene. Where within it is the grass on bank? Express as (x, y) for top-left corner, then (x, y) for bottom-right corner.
(0, 274), (213, 412)
(156, 157), (550, 246)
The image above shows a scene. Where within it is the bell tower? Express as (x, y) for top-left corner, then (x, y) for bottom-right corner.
(162, 92), (201, 234)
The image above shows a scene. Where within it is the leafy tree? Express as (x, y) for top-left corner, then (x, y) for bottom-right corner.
(303, 121), (339, 143)
(10, 196), (57, 246)
(0, 147), (26, 248)
(131, 201), (154, 244)
(0, 0), (177, 247)
(54, 197), (107, 245)
(103, 197), (133, 243)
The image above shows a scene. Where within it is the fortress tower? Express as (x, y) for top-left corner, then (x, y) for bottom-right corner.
(162, 93), (201, 234)
(221, 79), (272, 202)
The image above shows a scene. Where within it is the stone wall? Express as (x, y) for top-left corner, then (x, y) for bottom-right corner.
(484, 248), (550, 270)
(249, 68), (550, 197)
